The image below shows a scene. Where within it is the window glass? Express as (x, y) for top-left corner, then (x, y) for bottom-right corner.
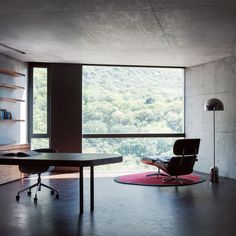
(83, 66), (184, 134)
(83, 138), (177, 170)
(31, 138), (49, 150)
(32, 67), (48, 134)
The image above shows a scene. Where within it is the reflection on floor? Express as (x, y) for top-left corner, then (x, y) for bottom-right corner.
(45, 170), (146, 178)
(0, 171), (236, 236)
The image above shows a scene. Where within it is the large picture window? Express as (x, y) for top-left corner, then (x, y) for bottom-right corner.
(29, 64), (184, 170)
(82, 65), (185, 170)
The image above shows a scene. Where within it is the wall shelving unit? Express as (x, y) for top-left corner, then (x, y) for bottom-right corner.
(0, 67), (25, 122)
(0, 65), (29, 185)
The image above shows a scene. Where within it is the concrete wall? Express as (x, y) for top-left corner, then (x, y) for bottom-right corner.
(0, 54), (28, 145)
(186, 56), (236, 179)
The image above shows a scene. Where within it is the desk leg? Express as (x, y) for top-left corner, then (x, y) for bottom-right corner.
(80, 167), (84, 214)
(90, 166), (94, 211)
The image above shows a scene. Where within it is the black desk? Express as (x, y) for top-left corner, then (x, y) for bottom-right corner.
(0, 153), (123, 213)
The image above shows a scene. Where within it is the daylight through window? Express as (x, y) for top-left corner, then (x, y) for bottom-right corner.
(82, 66), (185, 170)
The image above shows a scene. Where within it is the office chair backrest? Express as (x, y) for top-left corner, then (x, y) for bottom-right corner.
(34, 148), (57, 153)
(167, 139), (201, 176)
(173, 139), (200, 156)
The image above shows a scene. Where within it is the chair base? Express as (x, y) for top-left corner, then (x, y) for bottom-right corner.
(146, 168), (168, 178)
(163, 176), (186, 184)
(16, 174), (59, 203)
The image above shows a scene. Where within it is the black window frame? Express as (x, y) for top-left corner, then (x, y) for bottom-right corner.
(28, 63), (51, 143)
(28, 63), (185, 149)
(82, 64), (186, 140)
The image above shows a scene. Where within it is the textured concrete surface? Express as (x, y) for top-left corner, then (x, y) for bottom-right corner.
(0, 0), (236, 66)
(186, 55), (236, 178)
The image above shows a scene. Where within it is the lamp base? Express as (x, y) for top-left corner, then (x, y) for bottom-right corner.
(210, 166), (219, 183)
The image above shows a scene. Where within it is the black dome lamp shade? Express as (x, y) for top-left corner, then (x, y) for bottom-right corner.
(205, 98), (224, 111)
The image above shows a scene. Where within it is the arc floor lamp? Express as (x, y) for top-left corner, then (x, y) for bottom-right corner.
(205, 98), (224, 183)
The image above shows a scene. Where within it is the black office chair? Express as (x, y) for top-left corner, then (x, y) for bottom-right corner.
(142, 139), (200, 183)
(16, 148), (59, 203)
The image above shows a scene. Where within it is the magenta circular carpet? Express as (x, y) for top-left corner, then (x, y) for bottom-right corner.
(114, 171), (205, 186)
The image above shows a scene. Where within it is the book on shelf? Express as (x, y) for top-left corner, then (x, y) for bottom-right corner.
(1, 150), (41, 157)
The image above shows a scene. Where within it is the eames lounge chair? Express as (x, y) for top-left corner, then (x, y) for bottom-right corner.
(16, 148), (59, 203)
(141, 139), (200, 183)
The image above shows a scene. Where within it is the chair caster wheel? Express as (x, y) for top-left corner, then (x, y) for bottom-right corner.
(51, 190), (54, 195)
(27, 191), (31, 196)
(56, 194), (59, 199)
(34, 197), (37, 203)
(16, 195), (20, 201)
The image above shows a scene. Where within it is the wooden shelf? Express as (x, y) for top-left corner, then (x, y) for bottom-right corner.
(0, 119), (25, 123)
(0, 97), (25, 103)
(0, 143), (30, 152)
(0, 68), (25, 77)
(0, 82), (24, 90)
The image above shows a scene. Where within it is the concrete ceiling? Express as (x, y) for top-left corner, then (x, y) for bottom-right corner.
(0, 0), (236, 67)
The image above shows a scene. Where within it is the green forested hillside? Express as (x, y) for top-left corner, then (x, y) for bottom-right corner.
(83, 66), (183, 134)
(32, 66), (184, 170)
(82, 66), (184, 170)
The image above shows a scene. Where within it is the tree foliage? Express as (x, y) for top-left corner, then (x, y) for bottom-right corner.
(82, 66), (184, 170)
(32, 66), (184, 170)
(33, 68), (47, 134)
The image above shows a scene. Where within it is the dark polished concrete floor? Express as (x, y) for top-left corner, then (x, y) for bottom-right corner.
(0, 171), (236, 236)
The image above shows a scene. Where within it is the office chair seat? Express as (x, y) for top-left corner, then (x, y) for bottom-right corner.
(16, 148), (59, 203)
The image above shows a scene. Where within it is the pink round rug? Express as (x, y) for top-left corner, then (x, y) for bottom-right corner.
(114, 171), (205, 186)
